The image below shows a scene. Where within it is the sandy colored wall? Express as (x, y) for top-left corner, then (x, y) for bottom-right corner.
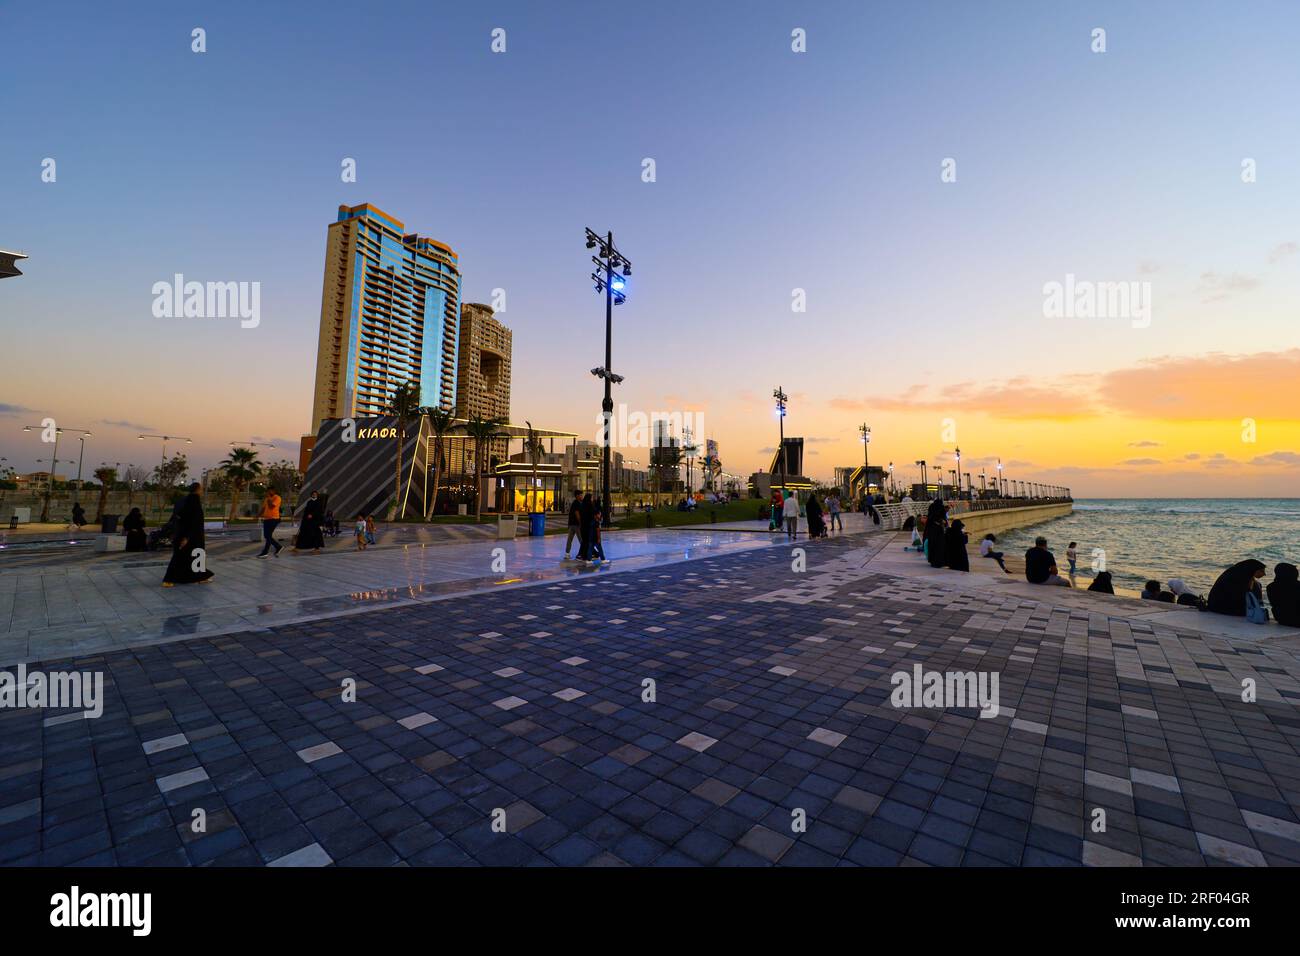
(953, 502), (1073, 536)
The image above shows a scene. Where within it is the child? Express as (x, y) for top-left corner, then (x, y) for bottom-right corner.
(365, 514), (377, 546)
(354, 515), (368, 551)
(1066, 542), (1078, 575)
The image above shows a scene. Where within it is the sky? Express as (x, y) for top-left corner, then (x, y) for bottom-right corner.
(3, 0), (1300, 496)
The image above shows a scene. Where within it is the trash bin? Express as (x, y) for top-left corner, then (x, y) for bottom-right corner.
(528, 513), (546, 537)
(496, 513), (519, 539)
(101, 514), (120, 534)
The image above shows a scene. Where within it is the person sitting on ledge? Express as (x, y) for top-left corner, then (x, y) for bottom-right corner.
(1087, 571), (1115, 594)
(1141, 580), (1164, 601)
(1207, 560), (1267, 617)
(1167, 579), (1203, 607)
(978, 533), (1009, 573)
(1266, 563), (1300, 627)
(1025, 537), (1071, 586)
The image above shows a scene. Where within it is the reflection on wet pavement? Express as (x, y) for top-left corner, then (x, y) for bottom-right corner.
(0, 529), (779, 665)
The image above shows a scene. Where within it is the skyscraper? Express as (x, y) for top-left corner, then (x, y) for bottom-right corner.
(309, 203), (461, 432)
(454, 303), (511, 422)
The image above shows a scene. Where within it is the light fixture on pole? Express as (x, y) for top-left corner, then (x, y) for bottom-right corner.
(859, 423), (871, 497)
(773, 387), (789, 491)
(584, 227), (631, 528)
(23, 423), (91, 522)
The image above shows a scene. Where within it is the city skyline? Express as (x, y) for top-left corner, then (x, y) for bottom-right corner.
(4, 1), (1300, 495)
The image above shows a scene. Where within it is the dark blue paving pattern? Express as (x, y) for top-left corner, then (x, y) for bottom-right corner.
(3, 534), (1299, 866)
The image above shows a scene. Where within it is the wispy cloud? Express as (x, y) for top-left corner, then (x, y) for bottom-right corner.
(1249, 450), (1300, 466)
(98, 418), (155, 431)
(1119, 458), (1161, 466)
(1269, 241), (1297, 264)
(0, 402), (33, 416)
(1128, 440), (1161, 448)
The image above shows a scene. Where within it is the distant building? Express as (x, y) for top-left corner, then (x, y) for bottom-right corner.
(309, 203), (461, 433)
(454, 303), (511, 422)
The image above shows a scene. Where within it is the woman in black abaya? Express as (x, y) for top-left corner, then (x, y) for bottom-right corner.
(944, 519), (969, 571)
(805, 493), (826, 539)
(1266, 563), (1300, 627)
(924, 498), (947, 568)
(162, 483), (214, 586)
(1206, 559), (1266, 616)
(295, 491), (326, 553)
(123, 507), (147, 552)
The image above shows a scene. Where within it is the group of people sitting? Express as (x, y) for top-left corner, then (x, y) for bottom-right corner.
(902, 499), (973, 571)
(1199, 560), (1300, 626)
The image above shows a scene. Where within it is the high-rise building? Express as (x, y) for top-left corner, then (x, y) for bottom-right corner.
(309, 203), (461, 432)
(454, 303), (511, 422)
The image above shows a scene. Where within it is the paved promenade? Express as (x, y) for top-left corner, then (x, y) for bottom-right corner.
(0, 528), (772, 666)
(3, 528), (1300, 867)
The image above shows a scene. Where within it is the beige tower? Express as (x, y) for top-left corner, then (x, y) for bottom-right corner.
(454, 303), (512, 422)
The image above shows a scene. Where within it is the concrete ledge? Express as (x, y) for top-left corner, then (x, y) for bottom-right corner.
(952, 502), (1072, 536)
(93, 535), (126, 553)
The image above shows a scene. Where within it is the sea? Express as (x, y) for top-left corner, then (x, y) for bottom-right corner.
(990, 499), (1300, 596)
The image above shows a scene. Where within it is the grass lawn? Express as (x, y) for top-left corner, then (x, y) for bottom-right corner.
(609, 499), (764, 530)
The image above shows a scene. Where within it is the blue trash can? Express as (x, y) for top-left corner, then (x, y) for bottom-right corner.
(529, 513), (546, 536)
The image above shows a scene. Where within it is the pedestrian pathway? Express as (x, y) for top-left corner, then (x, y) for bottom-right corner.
(0, 529), (775, 665)
(4, 532), (1299, 867)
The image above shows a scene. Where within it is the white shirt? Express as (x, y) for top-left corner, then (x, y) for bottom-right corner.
(979, 539), (993, 557)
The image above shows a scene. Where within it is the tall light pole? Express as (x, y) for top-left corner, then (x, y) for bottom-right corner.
(954, 445), (962, 500)
(23, 424), (90, 522)
(859, 423), (871, 498)
(887, 461), (894, 498)
(682, 427), (699, 497)
(585, 227), (631, 528)
(773, 387), (788, 492)
(915, 459), (927, 496)
(996, 458), (1004, 497)
(138, 433), (194, 471)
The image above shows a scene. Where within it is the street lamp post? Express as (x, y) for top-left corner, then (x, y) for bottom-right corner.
(954, 445), (962, 500)
(585, 227), (631, 529)
(996, 458), (1004, 497)
(23, 424), (91, 522)
(859, 423), (871, 498)
(773, 387), (788, 492)
(887, 461), (894, 498)
(915, 459), (927, 496)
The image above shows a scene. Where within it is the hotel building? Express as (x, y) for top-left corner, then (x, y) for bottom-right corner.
(309, 203), (461, 432)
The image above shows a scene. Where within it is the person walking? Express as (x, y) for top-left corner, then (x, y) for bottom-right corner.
(783, 490), (799, 540)
(123, 507), (147, 552)
(294, 491), (326, 553)
(564, 496), (582, 558)
(364, 514), (377, 546)
(257, 488), (283, 557)
(163, 482), (214, 587)
(827, 492), (843, 532)
(577, 492), (596, 562)
(354, 515), (368, 551)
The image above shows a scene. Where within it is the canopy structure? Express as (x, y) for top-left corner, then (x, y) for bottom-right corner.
(0, 249), (28, 279)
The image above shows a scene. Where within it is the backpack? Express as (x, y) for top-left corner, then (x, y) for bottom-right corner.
(1246, 591), (1270, 624)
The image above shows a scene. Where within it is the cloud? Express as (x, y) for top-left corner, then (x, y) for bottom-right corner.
(1269, 241), (1297, 264)
(1202, 453), (1236, 468)
(98, 418), (155, 431)
(1119, 458), (1161, 466)
(841, 376), (1100, 420)
(1137, 260), (1161, 275)
(1128, 440), (1161, 448)
(0, 402), (33, 416)
(1182, 453), (1201, 460)
(1100, 349), (1300, 420)
(1197, 271), (1261, 303)
(1249, 451), (1300, 466)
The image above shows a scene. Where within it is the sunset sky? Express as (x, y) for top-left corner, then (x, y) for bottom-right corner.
(4, 0), (1300, 496)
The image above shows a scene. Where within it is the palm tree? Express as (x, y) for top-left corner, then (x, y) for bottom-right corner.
(383, 380), (421, 520)
(461, 415), (507, 522)
(220, 447), (263, 520)
(423, 406), (457, 520)
(524, 420), (545, 514)
(92, 465), (117, 521)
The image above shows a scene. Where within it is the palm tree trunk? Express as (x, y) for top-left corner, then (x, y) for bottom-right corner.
(390, 427), (405, 520)
(95, 486), (108, 522)
(228, 486), (241, 521)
